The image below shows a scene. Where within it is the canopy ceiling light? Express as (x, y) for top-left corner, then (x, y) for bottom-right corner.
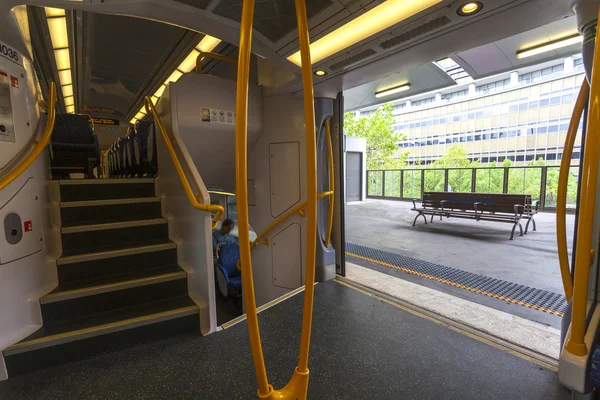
(46, 7), (76, 113)
(375, 83), (411, 98)
(516, 34), (583, 59)
(287, 0), (442, 67)
(457, 2), (483, 16)
(130, 35), (221, 125)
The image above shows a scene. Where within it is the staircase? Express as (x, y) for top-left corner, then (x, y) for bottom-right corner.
(3, 179), (199, 376)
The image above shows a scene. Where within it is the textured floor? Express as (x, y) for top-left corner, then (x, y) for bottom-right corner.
(0, 281), (570, 400)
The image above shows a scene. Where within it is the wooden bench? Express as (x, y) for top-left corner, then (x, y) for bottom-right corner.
(411, 192), (539, 240)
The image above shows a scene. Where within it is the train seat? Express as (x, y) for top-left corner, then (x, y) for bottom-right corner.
(134, 121), (158, 177)
(49, 114), (100, 178)
(215, 241), (242, 298)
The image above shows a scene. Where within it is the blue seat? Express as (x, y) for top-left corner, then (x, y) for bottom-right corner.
(133, 121), (158, 177)
(215, 242), (242, 298)
(114, 137), (126, 177)
(122, 128), (136, 177)
(50, 114), (100, 178)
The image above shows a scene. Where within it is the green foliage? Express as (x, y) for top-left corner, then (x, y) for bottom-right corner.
(425, 144), (480, 193)
(344, 103), (407, 170)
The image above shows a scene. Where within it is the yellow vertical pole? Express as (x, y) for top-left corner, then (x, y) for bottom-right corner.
(234, 0), (271, 397)
(294, 0), (318, 375)
(566, 10), (600, 357)
(557, 81), (588, 302)
(325, 120), (335, 248)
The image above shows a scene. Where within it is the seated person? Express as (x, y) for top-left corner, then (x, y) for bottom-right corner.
(213, 218), (235, 257)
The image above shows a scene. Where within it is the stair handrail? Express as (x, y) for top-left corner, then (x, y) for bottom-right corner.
(0, 82), (57, 192)
(565, 6), (600, 358)
(144, 96), (224, 229)
(195, 51), (237, 74)
(236, 0), (318, 397)
(556, 80), (589, 303)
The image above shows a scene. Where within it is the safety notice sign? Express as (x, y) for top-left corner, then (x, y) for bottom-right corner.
(201, 107), (235, 125)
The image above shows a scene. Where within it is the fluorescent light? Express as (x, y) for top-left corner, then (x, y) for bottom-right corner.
(178, 49), (200, 73)
(45, 7), (65, 17)
(154, 85), (166, 98)
(58, 69), (72, 86)
(196, 35), (221, 53)
(130, 117), (138, 125)
(152, 95), (159, 104)
(135, 111), (146, 120)
(517, 34), (583, 59)
(54, 48), (71, 70)
(166, 70), (183, 83)
(64, 96), (74, 106)
(47, 17), (69, 49)
(287, 0), (442, 66)
(65, 104), (75, 113)
(375, 84), (411, 98)
(62, 84), (73, 97)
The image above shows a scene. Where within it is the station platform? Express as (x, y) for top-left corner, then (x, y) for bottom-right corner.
(0, 280), (569, 399)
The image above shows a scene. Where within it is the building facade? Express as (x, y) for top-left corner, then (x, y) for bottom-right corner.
(356, 55), (585, 166)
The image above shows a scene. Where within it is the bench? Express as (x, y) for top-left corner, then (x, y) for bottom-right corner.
(411, 192), (539, 240)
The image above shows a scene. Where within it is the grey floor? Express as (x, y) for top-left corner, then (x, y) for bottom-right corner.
(0, 281), (570, 400)
(346, 199), (574, 295)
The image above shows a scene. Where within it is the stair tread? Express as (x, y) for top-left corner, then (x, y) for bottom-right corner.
(57, 242), (177, 265)
(61, 238), (172, 257)
(13, 296), (196, 346)
(50, 264), (185, 293)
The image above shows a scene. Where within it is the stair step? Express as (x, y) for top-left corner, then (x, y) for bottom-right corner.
(61, 219), (170, 257)
(57, 242), (177, 265)
(44, 266), (186, 303)
(59, 179), (155, 202)
(57, 246), (179, 285)
(41, 276), (189, 325)
(59, 197), (162, 227)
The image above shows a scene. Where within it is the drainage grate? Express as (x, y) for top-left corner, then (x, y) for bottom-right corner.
(345, 242), (567, 316)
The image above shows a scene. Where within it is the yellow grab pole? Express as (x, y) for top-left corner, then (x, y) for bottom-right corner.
(294, 0), (318, 377)
(234, 0), (271, 397)
(566, 9), (600, 357)
(325, 120), (335, 248)
(557, 81), (589, 302)
(0, 82), (57, 192)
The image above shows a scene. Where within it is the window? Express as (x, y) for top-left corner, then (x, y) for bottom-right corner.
(548, 125), (559, 133)
(537, 126), (547, 134)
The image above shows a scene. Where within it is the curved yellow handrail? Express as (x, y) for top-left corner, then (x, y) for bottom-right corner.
(0, 82), (57, 192)
(236, 0), (318, 397)
(556, 81), (589, 303)
(144, 96), (223, 229)
(324, 119), (335, 248)
(195, 51), (237, 74)
(566, 6), (600, 357)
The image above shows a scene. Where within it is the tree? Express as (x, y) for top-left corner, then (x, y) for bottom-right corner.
(424, 144), (480, 192)
(344, 103), (407, 170)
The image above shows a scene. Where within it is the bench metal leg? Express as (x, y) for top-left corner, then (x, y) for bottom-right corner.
(525, 217), (537, 234)
(412, 212), (427, 227)
(510, 221), (524, 240)
(430, 213), (435, 223)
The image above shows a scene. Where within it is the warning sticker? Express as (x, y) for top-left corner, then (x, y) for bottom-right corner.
(201, 107), (236, 125)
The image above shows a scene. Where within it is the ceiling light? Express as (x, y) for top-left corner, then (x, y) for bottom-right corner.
(62, 84), (73, 98)
(65, 104), (75, 113)
(151, 95), (159, 104)
(47, 17), (69, 49)
(64, 96), (74, 106)
(130, 117), (138, 125)
(54, 48), (71, 70)
(314, 70), (327, 76)
(196, 35), (221, 53)
(58, 69), (72, 86)
(375, 84), (411, 98)
(135, 111), (146, 120)
(179, 49), (200, 73)
(457, 2), (482, 16)
(45, 7), (65, 17)
(516, 34), (583, 59)
(154, 85), (166, 98)
(287, 0), (442, 66)
(166, 70), (183, 83)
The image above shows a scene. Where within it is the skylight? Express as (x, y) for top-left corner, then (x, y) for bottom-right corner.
(434, 57), (474, 84)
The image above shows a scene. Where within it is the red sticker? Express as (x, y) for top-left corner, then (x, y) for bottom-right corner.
(10, 75), (18, 88)
(24, 221), (32, 232)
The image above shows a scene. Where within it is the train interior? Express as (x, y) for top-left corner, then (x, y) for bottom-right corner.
(0, 0), (598, 398)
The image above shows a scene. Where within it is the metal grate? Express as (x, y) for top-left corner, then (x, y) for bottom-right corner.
(380, 16), (451, 50)
(172, 0), (213, 10)
(346, 242), (567, 316)
(213, 0), (334, 43)
(329, 49), (377, 71)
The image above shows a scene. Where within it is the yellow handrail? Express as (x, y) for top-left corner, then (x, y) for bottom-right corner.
(195, 51), (237, 74)
(0, 82), (57, 192)
(144, 96), (224, 229)
(236, 0), (318, 397)
(566, 7), (600, 357)
(556, 81), (589, 303)
(324, 119), (335, 248)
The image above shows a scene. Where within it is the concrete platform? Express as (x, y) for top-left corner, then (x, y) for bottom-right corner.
(345, 199), (573, 297)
